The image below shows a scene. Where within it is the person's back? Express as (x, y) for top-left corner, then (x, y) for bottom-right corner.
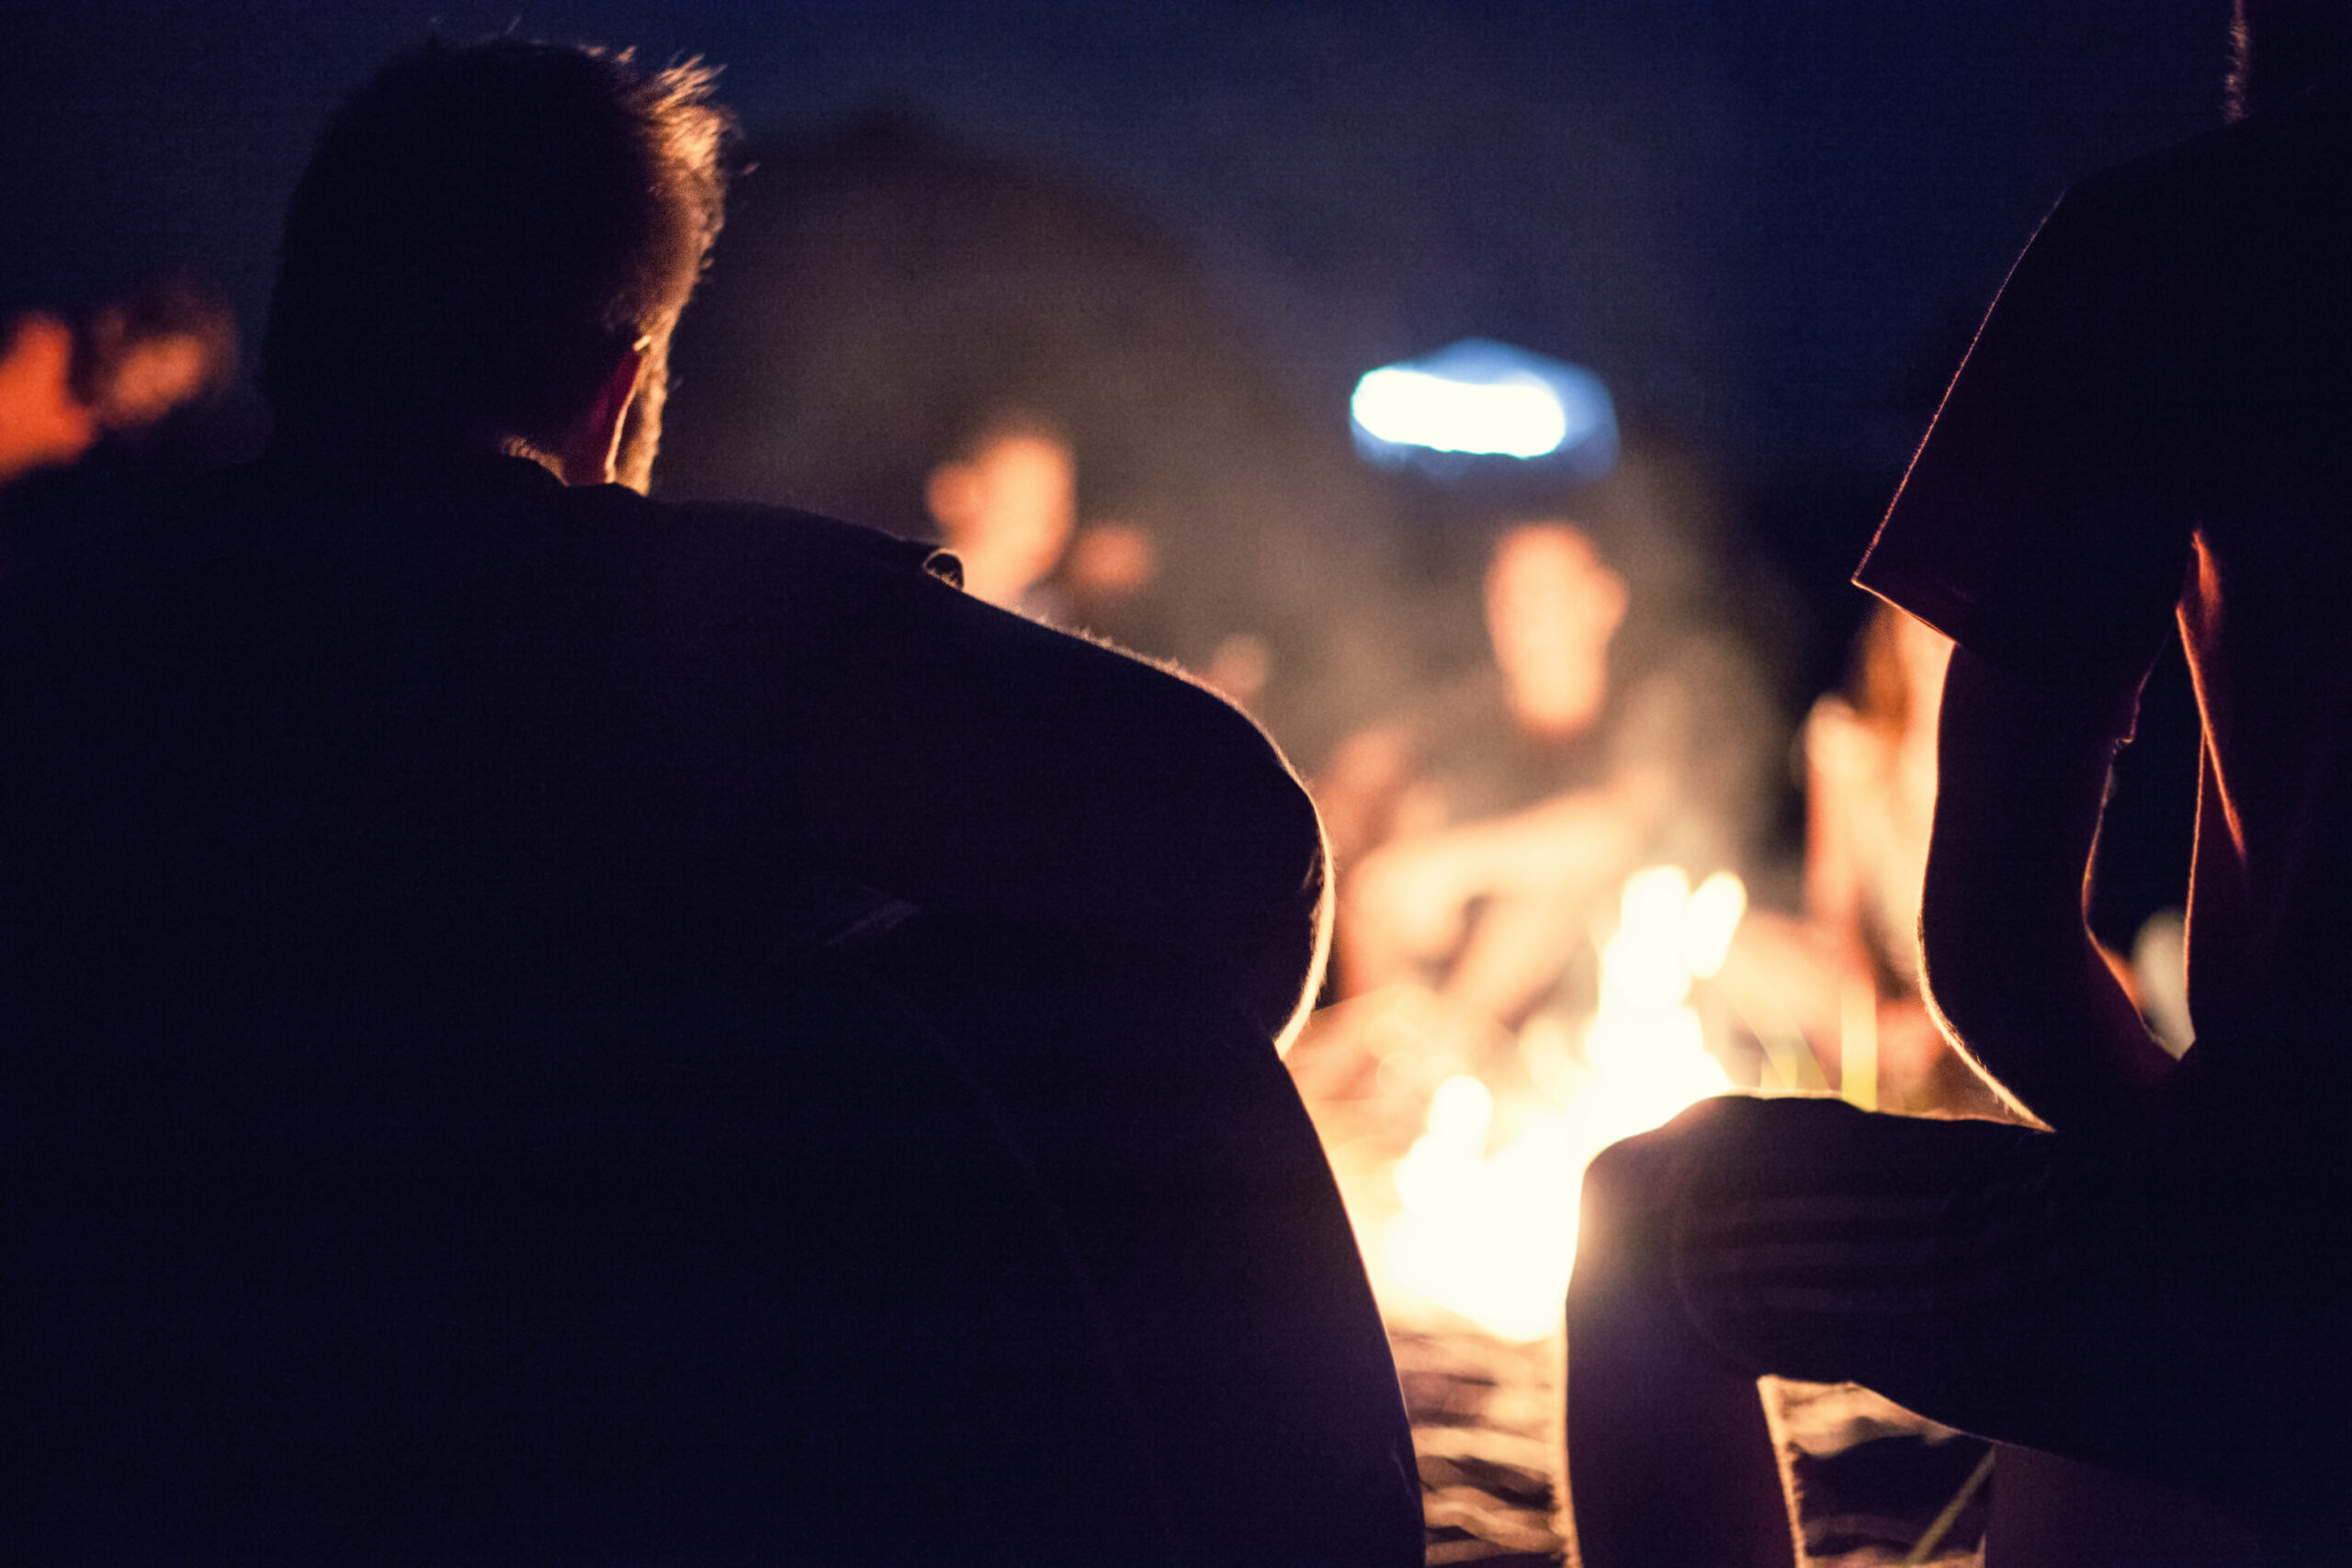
(4, 456), (839, 1007)
(0, 450), (1324, 1013)
(0, 39), (1419, 1566)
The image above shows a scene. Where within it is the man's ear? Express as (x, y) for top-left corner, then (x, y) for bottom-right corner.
(554, 344), (647, 487)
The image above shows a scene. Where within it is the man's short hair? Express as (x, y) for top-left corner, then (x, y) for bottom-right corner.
(263, 39), (729, 455)
(2229, 0), (2352, 120)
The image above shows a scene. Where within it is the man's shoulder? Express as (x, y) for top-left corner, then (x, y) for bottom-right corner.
(0, 459), (961, 694)
(564, 482), (959, 593)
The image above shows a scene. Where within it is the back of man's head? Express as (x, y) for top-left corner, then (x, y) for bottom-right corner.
(2229, 0), (2352, 119)
(263, 39), (728, 467)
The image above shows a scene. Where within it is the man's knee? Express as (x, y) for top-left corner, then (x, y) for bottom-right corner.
(1581, 1095), (1760, 1217)
(1573, 1095), (1757, 1306)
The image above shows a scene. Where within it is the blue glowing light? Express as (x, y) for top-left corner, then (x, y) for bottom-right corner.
(1350, 339), (1616, 480)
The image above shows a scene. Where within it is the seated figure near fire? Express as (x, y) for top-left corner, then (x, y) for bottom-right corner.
(1, 274), (241, 577)
(1322, 514), (1773, 1038)
(0, 39), (1418, 1568)
(1563, 12), (2352, 1563)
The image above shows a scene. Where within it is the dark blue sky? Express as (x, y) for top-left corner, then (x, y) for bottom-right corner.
(3, 1), (2225, 481)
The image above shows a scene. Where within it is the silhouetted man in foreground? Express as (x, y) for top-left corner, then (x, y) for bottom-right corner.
(1, 40), (1418, 1566)
(1564, 6), (2352, 1563)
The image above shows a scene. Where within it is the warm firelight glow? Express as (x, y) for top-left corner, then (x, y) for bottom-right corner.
(1376, 866), (1744, 1342)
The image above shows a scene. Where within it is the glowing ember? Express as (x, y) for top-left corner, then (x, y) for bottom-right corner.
(1374, 865), (1743, 1342)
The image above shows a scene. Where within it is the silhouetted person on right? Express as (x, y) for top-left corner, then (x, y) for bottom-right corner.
(1564, 6), (2352, 1563)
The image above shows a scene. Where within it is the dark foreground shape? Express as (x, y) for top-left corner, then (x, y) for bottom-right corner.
(5, 932), (1419, 1567)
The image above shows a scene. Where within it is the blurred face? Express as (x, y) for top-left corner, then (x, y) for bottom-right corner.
(91, 333), (213, 431)
(924, 430), (1078, 608)
(1485, 523), (1627, 739)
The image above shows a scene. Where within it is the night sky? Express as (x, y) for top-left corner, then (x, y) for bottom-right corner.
(3, 0), (2229, 643)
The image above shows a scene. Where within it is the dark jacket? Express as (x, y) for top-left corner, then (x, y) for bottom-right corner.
(1, 450), (1417, 1567)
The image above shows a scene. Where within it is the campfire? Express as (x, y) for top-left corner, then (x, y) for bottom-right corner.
(1293, 863), (1999, 1566)
(1305, 863), (1747, 1341)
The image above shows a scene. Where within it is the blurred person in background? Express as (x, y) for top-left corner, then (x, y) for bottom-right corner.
(1802, 603), (1946, 1017)
(658, 115), (1411, 771)
(920, 406), (1077, 614)
(0, 275), (236, 572)
(0, 276), (237, 481)
(1323, 511), (1777, 1038)
(1698, 600), (1962, 1110)
(1778, 602), (2010, 1111)
(72, 276), (238, 435)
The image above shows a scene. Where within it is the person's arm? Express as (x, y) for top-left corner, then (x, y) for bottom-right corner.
(788, 545), (1329, 1048)
(1917, 644), (2176, 1132)
(1857, 170), (2197, 1132)
(1340, 773), (1657, 978)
